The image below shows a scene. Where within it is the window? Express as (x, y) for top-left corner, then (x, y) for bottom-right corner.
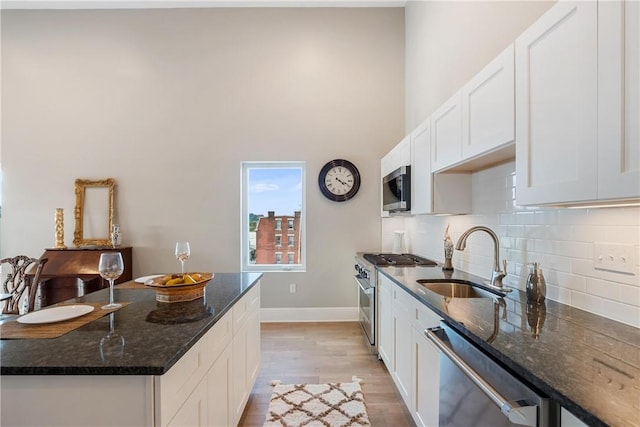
(241, 161), (306, 272)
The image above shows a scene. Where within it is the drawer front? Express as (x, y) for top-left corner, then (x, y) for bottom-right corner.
(157, 335), (209, 425)
(232, 282), (261, 333)
(208, 309), (233, 368)
(414, 300), (442, 331)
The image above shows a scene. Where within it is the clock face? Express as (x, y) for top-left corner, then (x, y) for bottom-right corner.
(318, 159), (361, 202)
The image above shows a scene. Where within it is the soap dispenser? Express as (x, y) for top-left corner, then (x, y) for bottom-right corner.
(526, 262), (546, 304)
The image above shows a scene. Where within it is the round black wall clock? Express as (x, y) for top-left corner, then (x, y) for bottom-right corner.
(318, 159), (361, 202)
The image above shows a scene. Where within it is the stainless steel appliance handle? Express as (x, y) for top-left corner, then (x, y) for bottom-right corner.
(426, 328), (538, 427)
(354, 275), (374, 295)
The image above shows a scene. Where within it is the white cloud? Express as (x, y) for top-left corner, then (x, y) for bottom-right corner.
(251, 183), (279, 193)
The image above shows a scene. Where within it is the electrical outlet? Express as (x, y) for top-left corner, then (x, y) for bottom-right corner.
(289, 283), (297, 293)
(594, 243), (635, 274)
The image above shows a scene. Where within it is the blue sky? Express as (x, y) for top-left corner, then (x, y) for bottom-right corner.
(248, 167), (303, 217)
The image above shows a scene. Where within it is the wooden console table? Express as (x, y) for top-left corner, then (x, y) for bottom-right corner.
(29, 247), (132, 308)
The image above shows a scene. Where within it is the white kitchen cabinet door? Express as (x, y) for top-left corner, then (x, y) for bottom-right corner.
(462, 43), (515, 160)
(208, 345), (233, 427)
(410, 118), (432, 215)
(431, 90), (463, 172)
(382, 136), (411, 177)
(411, 116), (472, 215)
(411, 327), (439, 427)
(231, 283), (260, 426)
(515, 1), (598, 205)
(168, 376), (208, 427)
(392, 286), (413, 408)
(377, 274), (393, 368)
(598, 0), (640, 200)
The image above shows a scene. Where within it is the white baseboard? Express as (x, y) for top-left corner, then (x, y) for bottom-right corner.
(260, 307), (359, 323)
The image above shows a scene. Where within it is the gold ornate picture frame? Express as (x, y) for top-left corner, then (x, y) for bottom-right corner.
(73, 178), (116, 247)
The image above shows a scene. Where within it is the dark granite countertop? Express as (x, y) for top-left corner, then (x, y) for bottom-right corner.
(377, 266), (639, 427)
(0, 272), (262, 376)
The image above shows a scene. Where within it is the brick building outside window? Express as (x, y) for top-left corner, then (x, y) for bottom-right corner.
(255, 211), (302, 264)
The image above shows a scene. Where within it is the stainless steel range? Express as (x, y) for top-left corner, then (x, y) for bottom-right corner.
(354, 252), (438, 354)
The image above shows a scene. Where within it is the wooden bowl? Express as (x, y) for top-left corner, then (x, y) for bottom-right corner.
(144, 273), (214, 303)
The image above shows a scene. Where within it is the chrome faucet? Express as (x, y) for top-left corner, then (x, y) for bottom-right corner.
(455, 226), (511, 293)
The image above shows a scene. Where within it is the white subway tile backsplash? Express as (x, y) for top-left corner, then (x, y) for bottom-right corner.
(384, 162), (640, 328)
(572, 258), (602, 279)
(599, 299), (640, 328)
(571, 291), (604, 315)
(556, 271), (587, 292)
(586, 278), (623, 302)
(621, 284), (640, 306)
(555, 241), (589, 259)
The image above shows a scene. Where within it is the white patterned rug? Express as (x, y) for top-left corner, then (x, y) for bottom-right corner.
(264, 376), (371, 427)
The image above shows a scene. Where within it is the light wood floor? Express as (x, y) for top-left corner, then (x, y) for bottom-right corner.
(239, 322), (415, 427)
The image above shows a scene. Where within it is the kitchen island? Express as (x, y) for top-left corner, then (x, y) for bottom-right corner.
(1, 272), (262, 427)
(378, 266), (639, 427)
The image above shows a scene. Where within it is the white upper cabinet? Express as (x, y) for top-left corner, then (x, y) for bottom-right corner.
(516, 0), (639, 206)
(598, 0), (640, 200)
(411, 117), (471, 215)
(381, 136), (411, 217)
(431, 90), (463, 172)
(410, 119), (432, 215)
(516, 1), (599, 205)
(382, 136), (411, 177)
(462, 43), (515, 160)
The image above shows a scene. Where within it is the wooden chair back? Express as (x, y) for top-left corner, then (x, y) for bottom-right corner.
(1, 256), (48, 314)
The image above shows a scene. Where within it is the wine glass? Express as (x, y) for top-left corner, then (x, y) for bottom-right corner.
(99, 313), (125, 361)
(175, 241), (191, 274)
(99, 252), (124, 310)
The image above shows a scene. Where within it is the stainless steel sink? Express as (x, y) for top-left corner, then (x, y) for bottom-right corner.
(417, 281), (497, 298)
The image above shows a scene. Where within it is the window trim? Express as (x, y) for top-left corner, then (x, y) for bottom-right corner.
(241, 161), (306, 272)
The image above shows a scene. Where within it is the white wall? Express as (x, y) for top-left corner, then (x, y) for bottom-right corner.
(0, 7), (405, 311)
(397, 1), (640, 327)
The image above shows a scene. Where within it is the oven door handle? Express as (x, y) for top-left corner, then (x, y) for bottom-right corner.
(426, 327), (538, 427)
(354, 275), (374, 295)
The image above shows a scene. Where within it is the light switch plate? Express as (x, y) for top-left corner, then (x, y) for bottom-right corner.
(593, 243), (635, 274)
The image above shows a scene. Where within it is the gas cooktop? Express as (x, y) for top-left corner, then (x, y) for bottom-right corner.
(362, 253), (438, 267)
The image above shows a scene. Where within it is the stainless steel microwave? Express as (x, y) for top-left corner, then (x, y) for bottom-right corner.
(382, 166), (411, 212)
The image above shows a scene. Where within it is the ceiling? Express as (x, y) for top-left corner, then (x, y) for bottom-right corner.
(1, 0), (406, 9)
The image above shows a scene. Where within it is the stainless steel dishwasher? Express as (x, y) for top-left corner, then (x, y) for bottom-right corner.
(426, 322), (559, 427)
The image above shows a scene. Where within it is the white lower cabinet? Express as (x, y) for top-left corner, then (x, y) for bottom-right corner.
(378, 275), (442, 427)
(158, 281), (261, 427)
(208, 345), (233, 427)
(412, 327), (440, 427)
(392, 285), (413, 405)
(168, 375), (208, 427)
(378, 274), (393, 367)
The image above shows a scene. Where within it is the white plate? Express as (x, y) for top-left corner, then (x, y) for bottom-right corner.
(135, 274), (163, 283)
(17, 305), (95, 324)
